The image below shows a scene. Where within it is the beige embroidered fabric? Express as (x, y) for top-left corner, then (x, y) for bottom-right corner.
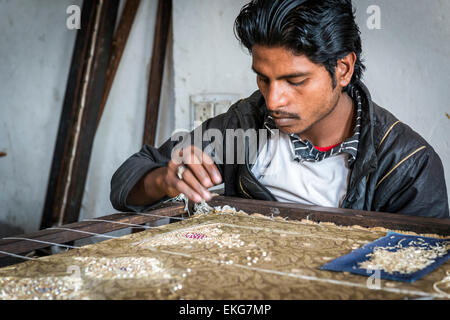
(0, 210), (449, 300)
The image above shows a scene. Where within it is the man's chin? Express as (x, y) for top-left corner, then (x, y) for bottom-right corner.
(275, 125), (304, 136)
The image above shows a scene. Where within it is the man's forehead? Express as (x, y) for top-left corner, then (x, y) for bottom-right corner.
(251, 45), (317, 77)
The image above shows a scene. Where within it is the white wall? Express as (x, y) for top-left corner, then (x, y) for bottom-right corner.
(0, 0), (82, 234)
(0, 0), (448, 235)
(172, 0), (256, 131)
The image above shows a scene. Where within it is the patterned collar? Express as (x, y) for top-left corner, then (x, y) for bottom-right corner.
(263, 85), (362, 165)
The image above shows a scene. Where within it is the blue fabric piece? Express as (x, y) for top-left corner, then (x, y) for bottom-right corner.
(320, 231), (450, 283)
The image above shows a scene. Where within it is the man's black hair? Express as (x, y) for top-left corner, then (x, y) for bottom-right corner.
(234, 0), (365, 88)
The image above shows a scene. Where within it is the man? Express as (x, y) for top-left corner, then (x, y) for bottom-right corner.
(111, 0), (449, 218)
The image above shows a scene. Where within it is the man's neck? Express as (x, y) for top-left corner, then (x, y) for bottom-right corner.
(299, 91), (355, 147)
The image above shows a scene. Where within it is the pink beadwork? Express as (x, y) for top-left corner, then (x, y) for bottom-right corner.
(184, 232), (207, 240)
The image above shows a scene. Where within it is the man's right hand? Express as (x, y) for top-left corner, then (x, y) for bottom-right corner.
(127, 145), (222, 206)
(160, 145), (222, 203)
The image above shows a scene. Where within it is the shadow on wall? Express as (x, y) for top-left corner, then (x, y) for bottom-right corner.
(0, 222), (25, 268)
(0, 222), (24, 238)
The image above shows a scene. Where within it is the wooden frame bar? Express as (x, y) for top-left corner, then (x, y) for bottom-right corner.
(2, 202), (185, 259)
(207, 196), (450, 236)
(8, 196), (448, 263)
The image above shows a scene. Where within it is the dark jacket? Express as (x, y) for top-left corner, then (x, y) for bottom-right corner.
(110, 81), (449, 218)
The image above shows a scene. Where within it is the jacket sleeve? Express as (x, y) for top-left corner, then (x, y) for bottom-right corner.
(110, 112), (232, 212)
(110, 140), (174, 212)
(376, 147), (449, 219)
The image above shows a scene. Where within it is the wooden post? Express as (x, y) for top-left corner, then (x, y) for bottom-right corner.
(143, 0), (172, 147)
(97, 0), (142, 127)
(40, 0), (119, 229)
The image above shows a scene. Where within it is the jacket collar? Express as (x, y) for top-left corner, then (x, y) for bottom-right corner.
(348, 80), (378, 187)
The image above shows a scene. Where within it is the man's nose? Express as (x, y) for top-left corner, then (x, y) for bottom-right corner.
(265, 82), (287, 112)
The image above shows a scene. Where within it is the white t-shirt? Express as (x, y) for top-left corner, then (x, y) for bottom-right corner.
(250, 132), (351, 207)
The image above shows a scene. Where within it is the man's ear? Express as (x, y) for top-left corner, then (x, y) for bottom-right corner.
(336, 52), (357, 88)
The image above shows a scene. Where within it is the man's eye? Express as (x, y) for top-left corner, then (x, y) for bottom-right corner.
(288, 80), (305, 87)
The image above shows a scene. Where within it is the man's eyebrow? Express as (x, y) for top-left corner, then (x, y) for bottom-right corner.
(252, 66), (310, 80)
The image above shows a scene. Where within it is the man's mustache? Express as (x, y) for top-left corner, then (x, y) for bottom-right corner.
(268, 111), (300, 119)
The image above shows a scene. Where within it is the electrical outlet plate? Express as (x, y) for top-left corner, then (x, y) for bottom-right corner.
(193, 101), (214, 128)
(190, 93), (240, 129)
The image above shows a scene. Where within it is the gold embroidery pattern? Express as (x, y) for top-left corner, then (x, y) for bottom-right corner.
(0, 212), (448, 299)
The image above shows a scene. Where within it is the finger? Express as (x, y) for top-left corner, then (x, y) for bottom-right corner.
(200, 151), (222, 185)
(186, 163), (214, 189)
(170, 146), (184, 166)
(189, 146), (222, 186)
(168, 159), (180, 172)
(181, 147), (213, 188)
(167, 161), (203, 202)
(169, 155), (211, 189)
(168, 174), (203, 203)
(181, 146), (202, 166)
(180, 168), (212, 201)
